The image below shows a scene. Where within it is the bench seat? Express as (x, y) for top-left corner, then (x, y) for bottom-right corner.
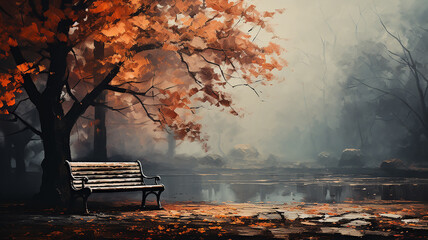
(66, 160), (165, 213)
(75, 184), (165, 192)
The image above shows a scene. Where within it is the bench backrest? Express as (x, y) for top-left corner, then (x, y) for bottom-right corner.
(67, 161), (145, 190)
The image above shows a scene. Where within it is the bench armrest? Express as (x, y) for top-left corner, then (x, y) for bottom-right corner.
(70, 176), (89, 189)
(143, 176), (161, 184)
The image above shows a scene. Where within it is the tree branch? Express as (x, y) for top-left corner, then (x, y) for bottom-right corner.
(177, 51), (202, 86)
(199, 53), (232, 86)
(64, 70), (80, 103)
(352, 76), (427, 130)
(9, 111), (41, 136)
(4, 127), (30, 137)
(0, 4), (13, 18)
(105, 85), (163, 122)
(380, 18), (428, 123)
(105, 85), (153, 97)
(64, 41), (164, 129)
(132, 94), (161, 123)
(9, 46), (41, 105)
(65, 62), (124, 129)
(91, 102), (128, 117)
(130, 43), (163, 54)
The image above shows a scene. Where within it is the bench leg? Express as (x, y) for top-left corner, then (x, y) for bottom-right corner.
(141, 190), (147, 208)
(156, 190), (164, 209)
(81, 188), (91, 214)
(141, 190), (163, 209)
(83, 195), (89, 214)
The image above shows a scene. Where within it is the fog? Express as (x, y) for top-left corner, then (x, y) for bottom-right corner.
(168, 0), (428, 166)
(2, 1), (427, 172)
(88, 0), (428, 169)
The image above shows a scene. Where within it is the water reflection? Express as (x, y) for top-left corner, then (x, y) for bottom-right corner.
(160, 174), (428, 203)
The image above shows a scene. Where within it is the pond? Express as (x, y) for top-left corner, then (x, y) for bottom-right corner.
(92, 172), (428, 203)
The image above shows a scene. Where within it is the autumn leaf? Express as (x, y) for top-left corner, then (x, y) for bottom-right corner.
(130, 15), (151, 30)
(0, 74), (11, 87)
(90, 1), (113, 14)
(264, 42), (282, 55)
(57, 33), (67, 42)
(7, 38), (17, 47)
(162, 43), (179, 51)
(189, 88), (199, 97)
(16, 62), (33, 73)
(43, 8), (65, 30)
(102, 22), (126, 37)
(20, 23), (42, 42)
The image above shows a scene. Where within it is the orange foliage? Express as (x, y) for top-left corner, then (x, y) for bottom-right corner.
(0, 0), (285, 147)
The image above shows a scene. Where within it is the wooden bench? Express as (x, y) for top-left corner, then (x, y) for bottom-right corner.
(66, 160), (165, 213)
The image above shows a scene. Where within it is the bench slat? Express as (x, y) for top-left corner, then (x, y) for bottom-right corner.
(73, 178), (142, 184)
(73, 183), (164, 190)
(71, 166), (140, 171)
(91, 185), (164, 191)
(73, 174), (143, 179)
(72, 170), (141, 175)
(68, 162), (139, 167)
(76, 181), (144, 187)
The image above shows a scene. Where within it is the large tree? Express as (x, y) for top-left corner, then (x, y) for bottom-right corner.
(0, 0), (284, 205)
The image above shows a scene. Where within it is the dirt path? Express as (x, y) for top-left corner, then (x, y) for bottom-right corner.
(1, 200), (427, 239)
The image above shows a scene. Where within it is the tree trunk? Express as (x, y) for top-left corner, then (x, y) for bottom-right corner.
(0, 137), (12, 177)
(166, 128), (176, 159)
(37, 105), (72, 206)
(93, 40), (107, 161)
(94, 92), (107, 161)
(12, 129), (33, 175)
(14, 142), (26, 175)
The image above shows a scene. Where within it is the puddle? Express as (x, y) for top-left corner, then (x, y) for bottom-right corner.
(90, 173), (428, 203)
(159, 173), (428, 203)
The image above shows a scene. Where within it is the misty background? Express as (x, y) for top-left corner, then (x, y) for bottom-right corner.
(1, 0), (428, 174)
(169, 0), (428, 168)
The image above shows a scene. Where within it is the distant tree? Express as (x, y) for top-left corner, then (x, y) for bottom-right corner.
(0, 104), (38, 175)
(93, 40), (107, 161)
(340, 20), (428, 161)
(0, 0), (285, 205)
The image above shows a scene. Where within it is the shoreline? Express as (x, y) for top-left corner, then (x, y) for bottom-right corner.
(1, 200), (427, 239)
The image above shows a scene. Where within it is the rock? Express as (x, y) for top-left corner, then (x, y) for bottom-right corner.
(320, 227), (363, 237)
(257, 213), (282, 220)
(380, 158), (407, 170)
(317, 151), (330, 161)
(317, 152), (338, 167)
(264, 154), (280, 167)
(402, 219), (419, 224)
(228, 144), (259, 162)
(344, 220), (371, 227)
(281, 211), (299, 220)
(198, 154), (225, 167)
(380, 213), (402, 219)
(338, 149), (365, 167)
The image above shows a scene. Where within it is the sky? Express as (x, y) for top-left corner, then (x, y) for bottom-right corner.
(166, 0), (425, 160)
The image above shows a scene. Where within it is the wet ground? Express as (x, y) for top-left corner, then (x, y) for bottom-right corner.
(2, 170), (428, 203)
(1, 170), (427, 239)
(158, 173), (428, 203)
(1, 200), (427, 239)
(82, 172), (428, 204)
